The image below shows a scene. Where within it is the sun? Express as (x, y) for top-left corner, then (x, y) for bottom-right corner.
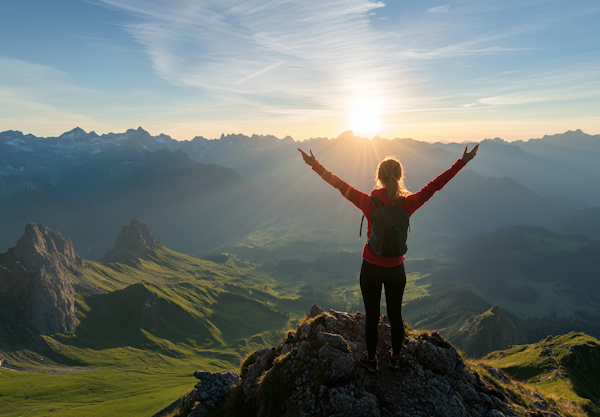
(349, 99), (382, 137)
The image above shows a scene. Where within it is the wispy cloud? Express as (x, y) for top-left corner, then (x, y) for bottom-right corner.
(95, 0), (545, 123)
(102, 1), (391, 103)
(428, 5), (450, 13)
(461, 63), (600, 107)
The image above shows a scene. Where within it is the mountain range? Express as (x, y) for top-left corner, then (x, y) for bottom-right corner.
(2, 127), (599, 262)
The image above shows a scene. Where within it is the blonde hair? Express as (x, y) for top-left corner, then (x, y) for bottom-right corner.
(374, 156), (410, 202)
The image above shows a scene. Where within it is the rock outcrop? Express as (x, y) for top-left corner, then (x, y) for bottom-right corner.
(100, 218), (163, 264)
(172, 305), (555, 417)
(0, 223), (85, 334)
(178, 371), (241, 416)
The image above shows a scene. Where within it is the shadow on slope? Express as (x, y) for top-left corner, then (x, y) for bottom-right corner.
(55, 282), (289, 356)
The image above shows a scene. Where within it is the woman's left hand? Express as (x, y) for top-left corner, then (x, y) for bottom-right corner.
(298, 148), (316, 166)
(462, 144), (479, 163)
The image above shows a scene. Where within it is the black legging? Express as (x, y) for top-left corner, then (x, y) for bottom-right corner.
(360, 259), (407, 359)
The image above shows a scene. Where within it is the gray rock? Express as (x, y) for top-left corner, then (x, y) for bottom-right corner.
(318, 344), (355, 383)
(318, 332), (351, 352)
(300, 323), (312, 339)
(243, 348), (275, 399)
(297, 342), (307, 358)
(178, 371), (241, 417)
(456, 380), (479, 402)
(308, 304), (324, 318)
(418, 339), (459, 375)
(326, 387), (380, 417)
(486, 367), (510, 384)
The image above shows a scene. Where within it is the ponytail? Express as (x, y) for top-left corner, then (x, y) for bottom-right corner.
(374, 157), (409, 202)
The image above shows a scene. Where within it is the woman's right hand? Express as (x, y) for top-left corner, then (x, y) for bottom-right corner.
(461, 144), (479, 163)
(298, 148), (316, 166)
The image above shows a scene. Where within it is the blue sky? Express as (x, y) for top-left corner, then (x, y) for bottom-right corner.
(1, 0), (599, 142)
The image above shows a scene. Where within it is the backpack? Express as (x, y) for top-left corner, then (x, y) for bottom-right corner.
(359, 197), (410, 257)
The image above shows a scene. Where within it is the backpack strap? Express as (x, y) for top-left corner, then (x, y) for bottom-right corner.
(359, 214), (365, 237)
(370, 196), (385, 207)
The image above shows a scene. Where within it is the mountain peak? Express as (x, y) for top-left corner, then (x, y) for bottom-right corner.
(13, 223), (81, 267)
(454, 305), (520, 357)
(59, 127), (88, 140)
(0, 223), (84, 334)
(124, 127), (150, 136)
(334, 130), (355, 141)
(100, 218), (163, 264)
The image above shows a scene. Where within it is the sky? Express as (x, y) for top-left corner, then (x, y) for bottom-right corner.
(1, 0), (599, 142)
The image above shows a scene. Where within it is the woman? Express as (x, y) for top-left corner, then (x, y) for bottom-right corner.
(298, 144), (479, 372)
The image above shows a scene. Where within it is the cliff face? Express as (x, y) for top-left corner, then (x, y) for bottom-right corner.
(171, 306), (555, 417)
(100, 218), (163, 264)
(0, 223), (85, 335)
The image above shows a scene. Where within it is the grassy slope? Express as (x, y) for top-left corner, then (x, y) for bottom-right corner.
(485, 332), (600, 416)
(0, 247), (299, 417)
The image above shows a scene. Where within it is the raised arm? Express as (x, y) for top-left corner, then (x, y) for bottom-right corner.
(403, 144), (479, 216)
(298, 148), (374, 213)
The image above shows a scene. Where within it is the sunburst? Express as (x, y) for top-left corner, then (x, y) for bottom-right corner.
(349, 99), (382, 137)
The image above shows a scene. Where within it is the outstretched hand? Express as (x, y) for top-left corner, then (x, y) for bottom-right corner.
(461, 144), (479, 163)
(298, 148), (316, 166)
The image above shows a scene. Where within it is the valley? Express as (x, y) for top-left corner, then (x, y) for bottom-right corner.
(1, 127), (600, 416)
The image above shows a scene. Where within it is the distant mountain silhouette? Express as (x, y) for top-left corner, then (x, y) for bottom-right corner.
(0, 145), (267, 257)
(2, 127), (599, 256)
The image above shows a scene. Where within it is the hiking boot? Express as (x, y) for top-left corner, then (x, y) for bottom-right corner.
(389, 350), (402, 370)
(359, 351), (380, 372)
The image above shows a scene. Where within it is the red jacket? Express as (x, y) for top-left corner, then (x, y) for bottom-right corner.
(312, 159), (467, 267)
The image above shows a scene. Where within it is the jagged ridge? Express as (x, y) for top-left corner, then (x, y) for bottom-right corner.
(171, 306), (563, 417)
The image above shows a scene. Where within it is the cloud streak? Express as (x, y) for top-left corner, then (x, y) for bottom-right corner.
(92, 0), (427, 119)
(428, 5), (450, 13)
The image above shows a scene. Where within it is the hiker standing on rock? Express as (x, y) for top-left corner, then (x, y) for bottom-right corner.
(298, 144), (479, 372)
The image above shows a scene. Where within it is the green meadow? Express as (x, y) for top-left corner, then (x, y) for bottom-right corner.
(485, 332), (600, 416)
(0, 234), (436, 417)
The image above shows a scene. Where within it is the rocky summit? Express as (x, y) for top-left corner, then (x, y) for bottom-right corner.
(100, 217), (163, 264)
(0, 223), (85, 334)
(171, 305), (559, 417)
